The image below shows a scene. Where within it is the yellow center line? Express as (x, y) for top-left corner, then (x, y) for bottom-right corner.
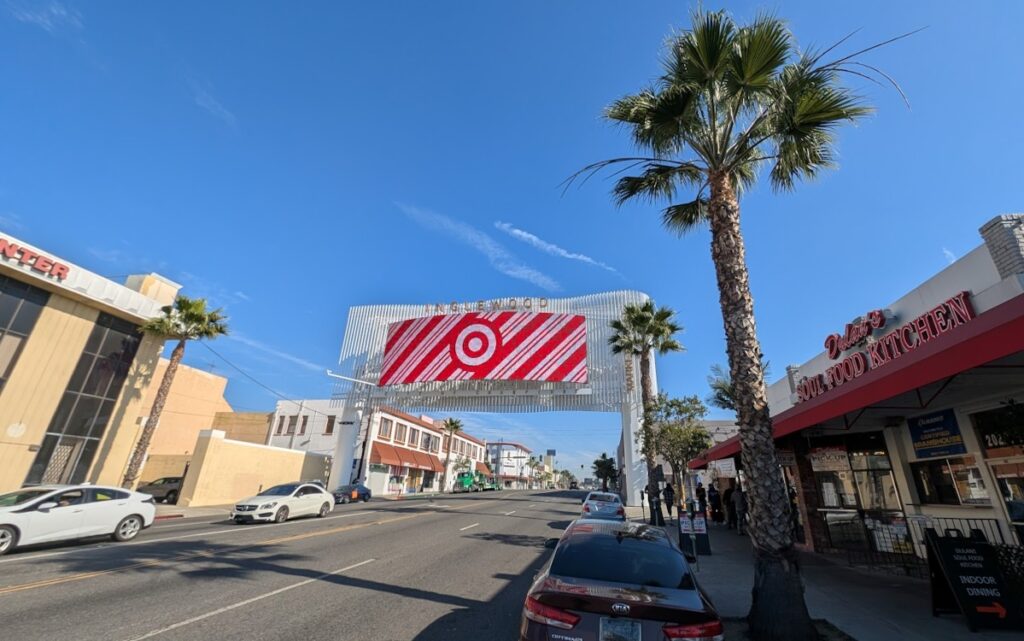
(0, 497), (507, 597)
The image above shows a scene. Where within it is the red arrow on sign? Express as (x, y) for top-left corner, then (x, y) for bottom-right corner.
(976, 602), (1007, 619)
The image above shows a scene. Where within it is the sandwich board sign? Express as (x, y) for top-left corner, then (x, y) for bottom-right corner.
(924, 529), (1021, 632)
(678, 514), (712, 557)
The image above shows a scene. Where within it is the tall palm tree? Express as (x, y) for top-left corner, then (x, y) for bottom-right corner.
(122, 296), (228, 489)
(592, 453), (618, 492)
(439, 417), (463, 493)
(574, 10), (906, 639)
(608, 301), (683, 501)
(707, 357), (771, 412)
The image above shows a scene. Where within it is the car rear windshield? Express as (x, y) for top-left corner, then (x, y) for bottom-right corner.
(551, 533), (693, 589)
(588, 493), (620, 503)
(262, 484), (299, 496)
(0, 489), (52, 506)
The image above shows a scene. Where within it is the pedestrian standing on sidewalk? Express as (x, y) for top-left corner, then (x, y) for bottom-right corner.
(722, 485), (735, 529)
(708, 483), (722, 523)
(662, 483), (675, 518)
(695, 482), (707, 515)
(732, 487), (748, 535)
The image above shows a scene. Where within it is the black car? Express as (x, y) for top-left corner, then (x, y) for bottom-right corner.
(521, 519), (723, 641)
(333, 483), (372, 504)
(569, 481), (579, 490)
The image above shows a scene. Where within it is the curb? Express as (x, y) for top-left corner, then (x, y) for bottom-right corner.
(154, 514), (185, 521)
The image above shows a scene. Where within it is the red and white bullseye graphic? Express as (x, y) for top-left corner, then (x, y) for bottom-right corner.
(453, 323), (498, 367)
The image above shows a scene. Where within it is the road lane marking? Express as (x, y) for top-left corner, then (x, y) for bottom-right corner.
(0, 511), (374, 566)
(122, 559), (376, 641)
(528, 504), (536, 507)
(0, 498), (504, 594)
(459, 523), (479, 531)
(504, 510), (517, 515)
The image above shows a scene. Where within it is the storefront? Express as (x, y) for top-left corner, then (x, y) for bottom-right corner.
(362, 407), (447, 496)
(691, 214), (1024, 564)
(0, 232), (179, 492)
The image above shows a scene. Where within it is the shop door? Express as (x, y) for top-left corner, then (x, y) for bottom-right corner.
(406, 470), (421, 493)
(990, 460), (1024, 543)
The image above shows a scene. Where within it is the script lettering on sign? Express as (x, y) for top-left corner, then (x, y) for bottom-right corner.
(797, 292), (975, 403)
(379, 311), (588, 386)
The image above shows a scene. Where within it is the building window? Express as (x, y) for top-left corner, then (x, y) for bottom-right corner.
(299, 415), (308, 435)
(421, 432), (431, 451)
(0, 276), (49, 393)
(379, 418), (393, 439)
(394, 423), (406, 442)
(286, 416), (298, 435)
(275, 415), (286, 435)
(911, 455), (991, 506)
(443, 435), (450, 452)
(325, 415), (336, 435)
(409, 428), (419, 446)
(25, 313), (141, 486)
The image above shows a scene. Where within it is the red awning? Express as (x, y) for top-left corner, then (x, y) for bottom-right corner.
(475, 462), (491, 475)
(425, 453), (445, 473)
(690, 293), (1024, 469)
(371, 443), (402, 467)
(410, 449), (434, 471)
(393, 446), (420, 469)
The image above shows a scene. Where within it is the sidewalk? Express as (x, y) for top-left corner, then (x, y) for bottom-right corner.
(660, 518), (1016, 641)
(154, 503), (232, 520)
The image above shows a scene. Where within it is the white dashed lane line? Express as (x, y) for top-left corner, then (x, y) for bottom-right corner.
(459, 523), (480, 531)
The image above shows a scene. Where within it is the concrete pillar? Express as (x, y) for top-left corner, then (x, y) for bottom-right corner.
(979, 214), (1024, 279)
(620, 402), (647, 506)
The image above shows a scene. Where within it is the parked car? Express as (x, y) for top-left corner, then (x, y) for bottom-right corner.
(333, 483), (372, 504)
(580, 491), (625, 521)
(569, 481), (579, 490)
(521, 519), (723, 641)
(231, 483), (334, 524)
(136, 477), (183, 504)
(0, 484), (156, 556)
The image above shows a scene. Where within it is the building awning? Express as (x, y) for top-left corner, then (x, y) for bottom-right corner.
(690, 292), (1024, 469)
(475, 462), (491, 475)
(370, 443), (402, 467)
(425, 453), (445, 473)
(393, 446), (420, 469)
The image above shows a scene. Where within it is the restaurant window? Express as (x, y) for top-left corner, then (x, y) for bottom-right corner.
(394, 423), (406, 442)
(421, 432), (431, 451)
(299, 416), (308, 435)
(0, 276), (49, 393)
(910, 455), (991, 506)
(25, 313), (140, 485)
(379, 418), (393, 439)
(286, 416), (297, 435)
(324, 415), (336, 435)
(275, 415), (286, 435)
(848, 432), (901, 512)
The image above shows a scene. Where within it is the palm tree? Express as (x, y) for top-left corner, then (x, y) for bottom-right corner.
(707, 357), (770, 412)
(592, 453), (618, 492)
(609, 301), (683, 515)
(122, 295), (228, 489)
(574, 10), (907, 639)
(439, 417), (463, 493)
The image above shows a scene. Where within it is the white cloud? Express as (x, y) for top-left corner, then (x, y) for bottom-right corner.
(495, 221), (620, 275)
(226, 333), (324, 373)
(234, 291), (251, 302)
(0, 212), (26, 231)
(398, 204), (560, 292)
(88, 247), (124, 263)
(942, 247), (956, 265)
(189, 80), (237, 128)
(6, 1), (82, 33)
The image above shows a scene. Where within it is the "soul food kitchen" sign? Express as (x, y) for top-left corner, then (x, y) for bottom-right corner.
(796, 291), (975, 403)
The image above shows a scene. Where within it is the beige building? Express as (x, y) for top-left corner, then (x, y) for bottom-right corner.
(141, 358), (233, 457)
(212, 411), (272, 445)
(0, 231), (181, 493)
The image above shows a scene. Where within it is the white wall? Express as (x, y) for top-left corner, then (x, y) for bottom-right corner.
(267, 399), (357, 489)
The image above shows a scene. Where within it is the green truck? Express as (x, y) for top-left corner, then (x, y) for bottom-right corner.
(453, 471), (501, 492)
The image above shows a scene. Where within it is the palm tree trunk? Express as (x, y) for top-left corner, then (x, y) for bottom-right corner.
(707, 172), (816, 641)
(638, 351), (664, 525)
(440, 434), (452, 493)
(122, 339), (186, 489)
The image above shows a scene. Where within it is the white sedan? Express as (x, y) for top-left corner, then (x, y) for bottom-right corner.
(231, 482), (334, 524)
(0, 484), (156, 556)
(581, 491), (626, 520)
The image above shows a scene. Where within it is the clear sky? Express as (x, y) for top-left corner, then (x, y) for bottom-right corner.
(2, 1), (1022, 477)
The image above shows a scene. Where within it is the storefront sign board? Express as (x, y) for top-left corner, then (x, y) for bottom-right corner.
(809, 446), (851, 472)
(708, 458), (736, 478)
(776, 450), (797, 467)
(678, 515), (712, 556)
(925, 530), (1021, 631)
(909, 409), (968, 459)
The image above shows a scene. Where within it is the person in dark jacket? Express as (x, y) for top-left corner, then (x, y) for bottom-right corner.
(695, 483), (707, 515)
(722, 486), (736, 529)
(732, 487), (748, 535)
(662, 483), (676, 518)
(708, 483), (723, 523)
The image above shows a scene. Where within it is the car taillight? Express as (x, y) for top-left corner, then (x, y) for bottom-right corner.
(616, 506), (625, 516)
(524, 596), (580, 630)
(583, 504), (590, 512)
(663, 620), (724, 641)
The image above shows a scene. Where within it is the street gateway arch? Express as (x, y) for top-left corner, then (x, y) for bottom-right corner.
(331, 290), (653, 506)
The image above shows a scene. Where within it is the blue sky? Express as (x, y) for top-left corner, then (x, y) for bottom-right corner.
(2, 1), (1022, 476)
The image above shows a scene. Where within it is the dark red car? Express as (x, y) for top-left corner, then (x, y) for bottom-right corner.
(521, 519), (723, 641)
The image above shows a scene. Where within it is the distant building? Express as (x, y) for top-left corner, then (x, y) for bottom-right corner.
(486, 441), (532, 489)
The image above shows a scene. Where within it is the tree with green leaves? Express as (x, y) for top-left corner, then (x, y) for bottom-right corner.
(592, 453), (619, 492)
(439, 417), (463, 493)
(649, 394), (712, 504)
(573, 10), (908, 639)
(608, 301), (683, 509)
(122, 295), (228, 489)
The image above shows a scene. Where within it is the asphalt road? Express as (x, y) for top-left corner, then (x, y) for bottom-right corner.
(0, 490), (585, 641)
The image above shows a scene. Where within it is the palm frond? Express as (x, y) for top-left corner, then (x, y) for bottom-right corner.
(612, 162), (703, 206)
(661, 198), (709, 235)
(727, 14), (792, 96)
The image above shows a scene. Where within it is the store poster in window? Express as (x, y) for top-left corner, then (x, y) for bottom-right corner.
(908, 409), (967, 459)
(973, 402), (1024, 459)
